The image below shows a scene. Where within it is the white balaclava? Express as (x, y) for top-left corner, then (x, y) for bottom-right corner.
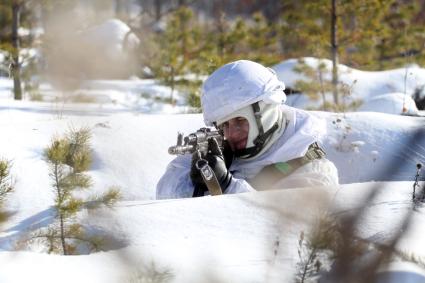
(201, 60), (287, 159)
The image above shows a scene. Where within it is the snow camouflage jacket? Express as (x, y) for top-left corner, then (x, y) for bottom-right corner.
(156, 105), (339, 199)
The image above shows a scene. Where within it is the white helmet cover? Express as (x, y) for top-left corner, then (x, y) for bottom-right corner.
(201, 60), (286, 158)
(201, 60), (286, 126)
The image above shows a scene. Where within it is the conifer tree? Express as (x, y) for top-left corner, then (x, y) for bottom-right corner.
(30, 127), (121, 255)
(294, 59), (333, 111)
(0, 0), (27, 100)
(1, 0), (48, 99)
(153, 6), (201, 104)
(208, 15), (249, 66)
(281, 0), (402, 106)
(246, 11), (281, 65)
(205, 11), (281, 67)
(282, 0), (424, 70)
(294, 58), (361, 112)
(376, 0), (425, 69)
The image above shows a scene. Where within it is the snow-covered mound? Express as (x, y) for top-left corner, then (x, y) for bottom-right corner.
(1, 182), (425, 283)
(316, 111), (424, 183)
(0, 103), (422, 208)
(359, 92), (418, 115)
(0, 95), (424, 282)
(273, 57), (425, 114)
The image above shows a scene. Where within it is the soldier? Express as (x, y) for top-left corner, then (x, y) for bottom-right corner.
(157, 60), (338, 199)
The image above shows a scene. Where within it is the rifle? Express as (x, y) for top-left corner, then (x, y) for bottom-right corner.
(168, 128), (224, 196)
(168, 127), (223, 156)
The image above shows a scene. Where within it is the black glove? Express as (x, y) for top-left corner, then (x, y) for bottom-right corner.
(190, 137), (233, 197)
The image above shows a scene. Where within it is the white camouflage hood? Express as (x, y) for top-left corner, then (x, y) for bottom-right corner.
(201, 60), (286, 126)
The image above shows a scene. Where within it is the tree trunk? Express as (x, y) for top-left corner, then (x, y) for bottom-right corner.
(213, 2), (225, 60)
(54, 162), (67, 255)
(60, 213), (67, 255)
(115, 0), (127, 20)
(177, 7), (187, 65)
(331, 0), (339, 105)
(12, 1), (22, 100)
(170, 66), (175, 105)
(318, 69), (327, 111)
(154, 0), (162, 22)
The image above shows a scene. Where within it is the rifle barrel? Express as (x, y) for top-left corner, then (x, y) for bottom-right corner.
(168, 144), (195, 155)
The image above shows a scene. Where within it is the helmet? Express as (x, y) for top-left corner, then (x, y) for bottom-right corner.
(201, 60), (287, 158)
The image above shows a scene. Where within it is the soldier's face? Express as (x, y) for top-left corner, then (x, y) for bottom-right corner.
(219, 117), (249, 151)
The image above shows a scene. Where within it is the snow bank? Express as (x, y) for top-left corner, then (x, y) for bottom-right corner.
(0, 104), (422, 207)
(273, 57), (425, 114)
(315, 111), (424, 183)
(0, 86), (424, 282)
(359, 92), (418, 115)
(1, 182), (425, 283)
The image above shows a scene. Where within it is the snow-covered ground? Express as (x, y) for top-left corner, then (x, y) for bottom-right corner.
(0, 57), (425, 282)
(273, 57), (425, 115)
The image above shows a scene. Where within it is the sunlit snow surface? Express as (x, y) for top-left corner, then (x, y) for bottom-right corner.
(0, 58), (424, 282)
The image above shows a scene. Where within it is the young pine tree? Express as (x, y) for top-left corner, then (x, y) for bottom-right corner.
(39, 127), (120, 255)
(209, 13), (249, 65)
(153, 6), (201, 105)
(294, 59), (333, 111)
(376, 0), (425, 69)
(295, 214), (341, 283)
(294, 58), (361, 112)
(246, 11), (281, 66)
(281, 0), (399, 104)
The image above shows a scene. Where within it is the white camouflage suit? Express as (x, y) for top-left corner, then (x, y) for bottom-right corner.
(156, 60), (339, 199)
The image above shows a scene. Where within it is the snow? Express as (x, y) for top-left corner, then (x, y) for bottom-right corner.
(318, 111), (424, 183)
(1, 182), (425, 282)
(358, 92), (418, 115)
(274, 57), (425, 114)
(0, 55), (424, 282)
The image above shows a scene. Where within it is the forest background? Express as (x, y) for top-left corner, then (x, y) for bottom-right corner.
(1, 0), (425, 110)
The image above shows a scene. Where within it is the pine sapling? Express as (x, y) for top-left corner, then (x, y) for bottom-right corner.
(295, 214), (342, 283)
(296, 231), (320, 283)
(338, 80), (361, 113)
(294, 59), (333, 111)
(27, 127), (121, 255)
(44, 132), (92, 255)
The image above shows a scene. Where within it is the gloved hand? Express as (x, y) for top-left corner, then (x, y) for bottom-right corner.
(190, 137), (233, 197)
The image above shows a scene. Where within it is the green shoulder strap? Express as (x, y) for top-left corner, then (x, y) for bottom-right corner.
(247, 143), (327, 191)
(274, 142), (326, 176)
